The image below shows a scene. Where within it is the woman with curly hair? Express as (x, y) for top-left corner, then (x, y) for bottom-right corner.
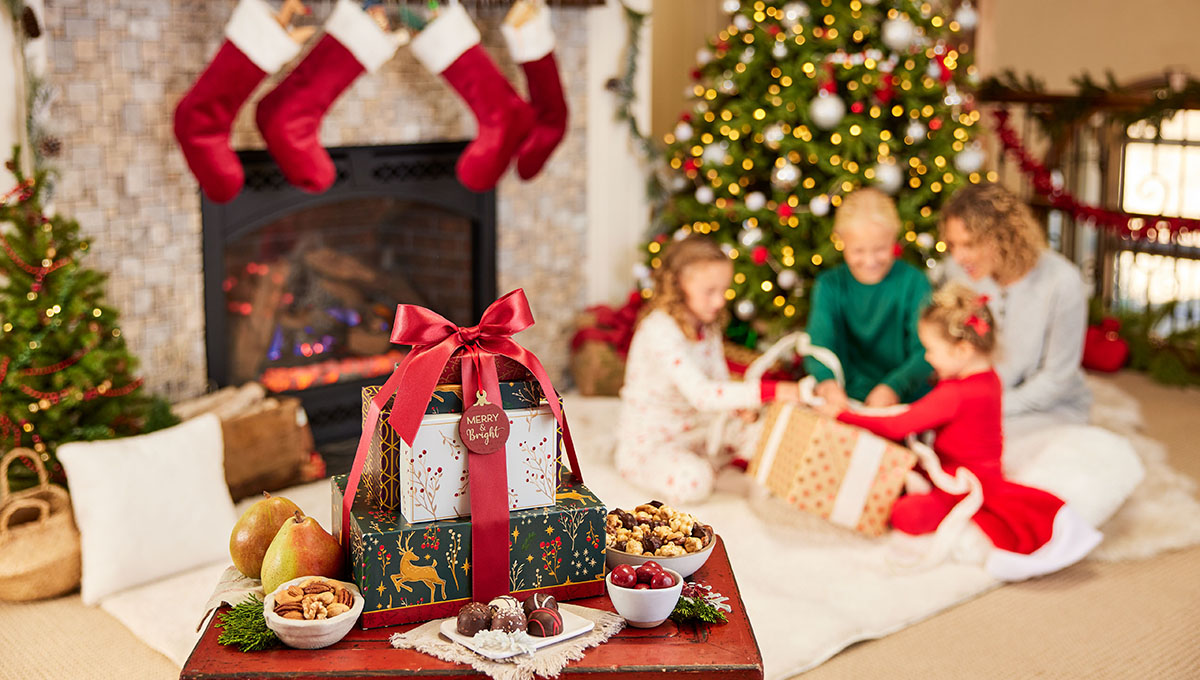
(614, 235), (801, 503)
(938, 183), (1091, 433)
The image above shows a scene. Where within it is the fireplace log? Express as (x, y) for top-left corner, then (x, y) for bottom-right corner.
(230, 260), (292, 383)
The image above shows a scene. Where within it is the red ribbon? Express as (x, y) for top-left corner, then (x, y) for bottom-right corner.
(341, 289), (584, 605)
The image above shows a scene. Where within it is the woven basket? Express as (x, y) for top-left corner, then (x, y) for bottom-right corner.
(0, 449), (82, 601)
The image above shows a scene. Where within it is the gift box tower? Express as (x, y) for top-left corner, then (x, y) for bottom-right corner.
(333, 290), (606, 628)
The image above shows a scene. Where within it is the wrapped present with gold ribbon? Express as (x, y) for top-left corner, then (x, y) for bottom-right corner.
(749, 402), (916, 536)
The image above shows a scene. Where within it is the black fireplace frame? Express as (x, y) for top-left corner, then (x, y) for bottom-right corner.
(201, 142), (497, 445)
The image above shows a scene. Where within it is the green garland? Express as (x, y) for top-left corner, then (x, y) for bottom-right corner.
(670, 594), (728, 625)
(216, 595), (281, 653)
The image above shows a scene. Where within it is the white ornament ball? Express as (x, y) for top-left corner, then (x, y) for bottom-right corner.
(739, 226), (763, 246)
(772, 42), (788, 60)
(915, 232), (936, 250)
(954, 146), (985, 174)
(697, 48), (713, 66)
(764, 123), (786, 150)
(702, 143), (727, 164)
(695, 186), (715, 204)
(722, 0), (741, 14)
(745, 192), (767, 212)
(632, 263), (651, 280)
(771, 161), (801, 190)
(782, 2), (809, 25)
(809, 194), (831, 217)
(873, 162), (904, 194)
(670, 175), (689, 191)
(809, 92), (845, 130)
(905, 120), (927, 141)
(719, 78), (738, 95)
(955, 2), (979, 31)
(674, 121), (693, 142)
(777, 269), (799, 290)
(734, 299), (757, 321)
(926, 61), (942, 79)
(673, 227), (690, 241)
(734, 14), (752, 32)
(882, 17), (916, 52)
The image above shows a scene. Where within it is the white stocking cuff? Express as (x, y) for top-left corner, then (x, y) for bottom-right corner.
(224, 0), (301, 74)
(325, 0), (403, 73)
(410, 4), (481, 74)
(501, 4), (555, 64)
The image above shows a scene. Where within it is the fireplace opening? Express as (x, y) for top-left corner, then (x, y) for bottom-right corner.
(203, 142), (496, 448)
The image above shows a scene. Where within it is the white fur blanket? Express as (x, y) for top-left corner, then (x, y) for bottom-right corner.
(98, 378), (1200, 675)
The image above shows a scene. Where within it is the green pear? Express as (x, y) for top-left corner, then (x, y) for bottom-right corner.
(260, 510), (345, 594)
(229, 492), (302, 579)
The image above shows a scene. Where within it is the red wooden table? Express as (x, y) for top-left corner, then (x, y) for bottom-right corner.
(180, 537), (762, 679)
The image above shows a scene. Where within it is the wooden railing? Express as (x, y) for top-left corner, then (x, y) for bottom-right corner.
(977, 80), (1200, 334)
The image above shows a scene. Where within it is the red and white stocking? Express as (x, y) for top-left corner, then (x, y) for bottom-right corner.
(173, 0), (300, 204)
(501, 4), (568, 180)
(256, 0), (401, 193)
(412, 5), (534, 192)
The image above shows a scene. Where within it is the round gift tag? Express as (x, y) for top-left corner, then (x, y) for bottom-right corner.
(459, 390), (510, 454)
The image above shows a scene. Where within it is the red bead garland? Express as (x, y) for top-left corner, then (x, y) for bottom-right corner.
(992, 109), (1197, 241)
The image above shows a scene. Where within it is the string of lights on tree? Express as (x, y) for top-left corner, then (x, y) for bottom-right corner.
(992, 109), (1199, 242)
(0, 154), (160, 489)
(640, 0), (992, 336)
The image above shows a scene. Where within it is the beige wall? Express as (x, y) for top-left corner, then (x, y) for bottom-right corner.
(650, 0), (723, 138)
(976, 0), (1200, 89)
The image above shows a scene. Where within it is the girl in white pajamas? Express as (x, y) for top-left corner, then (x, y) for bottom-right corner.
(614, 236), (800, 504)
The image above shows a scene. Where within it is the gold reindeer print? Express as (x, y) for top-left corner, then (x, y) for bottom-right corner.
(391, 534), (446, 601)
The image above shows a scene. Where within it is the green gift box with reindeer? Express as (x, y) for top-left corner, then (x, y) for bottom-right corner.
(332, 470), (607, 628)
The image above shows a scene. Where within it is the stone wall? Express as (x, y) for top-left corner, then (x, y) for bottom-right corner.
(43, 0), (589, 400)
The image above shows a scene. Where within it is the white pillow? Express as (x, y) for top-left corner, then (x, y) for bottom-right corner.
(58, 414), (238, 605)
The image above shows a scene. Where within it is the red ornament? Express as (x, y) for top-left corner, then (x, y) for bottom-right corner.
(683, 158), (699, 173)
(876, 73), (896, 104)
(1083, 319), (1130, 372)
(929, 117), (943, 131)
(690, 68), (702, 81)
(850, 101), (864, 114)
(751, 245), (770, 265)
(680, 112), (692, 123)
(767, 24), (781, 36)
(777, 203), (794, 219)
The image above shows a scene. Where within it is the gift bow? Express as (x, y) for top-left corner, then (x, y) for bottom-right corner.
(341, 289), (583, 604)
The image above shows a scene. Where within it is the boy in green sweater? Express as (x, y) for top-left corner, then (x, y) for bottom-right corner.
(805, 188), (933, 411)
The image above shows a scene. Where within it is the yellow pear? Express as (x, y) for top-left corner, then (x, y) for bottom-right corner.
(229, 492), (301, 579)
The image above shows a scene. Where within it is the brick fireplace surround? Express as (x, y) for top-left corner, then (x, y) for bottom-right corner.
(43, 1), (591, 401)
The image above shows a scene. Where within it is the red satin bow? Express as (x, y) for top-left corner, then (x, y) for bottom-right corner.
(341, 289), (583, 604)
(965, 315), (990, 336)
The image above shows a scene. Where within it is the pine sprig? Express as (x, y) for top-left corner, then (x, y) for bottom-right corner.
(670, 595), (728, 625)
(216, 595), (281, 652)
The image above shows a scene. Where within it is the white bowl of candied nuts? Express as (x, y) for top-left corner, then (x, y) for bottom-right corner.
(263, 576), (364, 649)
(604, 502), (717, 578)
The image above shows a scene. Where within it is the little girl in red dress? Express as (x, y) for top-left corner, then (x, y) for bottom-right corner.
(818, 283), (1100, 580)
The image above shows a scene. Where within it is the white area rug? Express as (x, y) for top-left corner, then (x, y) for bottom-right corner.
(97, 378), (1200, 675)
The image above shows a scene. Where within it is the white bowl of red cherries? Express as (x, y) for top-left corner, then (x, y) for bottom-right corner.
(605, 561), (683, 628)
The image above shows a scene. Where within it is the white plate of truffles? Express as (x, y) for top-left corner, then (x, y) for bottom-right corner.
(439, 594), (594, 661)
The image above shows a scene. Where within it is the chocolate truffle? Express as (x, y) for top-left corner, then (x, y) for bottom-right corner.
(522, 592), (558, 616)
(456, 602), (492, 637)
(488, 595), (521, 615)
(490, 608), (526, 633)
(526, 607), (564, 637)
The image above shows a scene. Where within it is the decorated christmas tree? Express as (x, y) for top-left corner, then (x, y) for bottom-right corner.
(646, 0), (990, 339)
(0, 150), (174, 491)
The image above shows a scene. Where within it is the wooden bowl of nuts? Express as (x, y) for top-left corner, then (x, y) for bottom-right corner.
(263, 576), (364, 649)
(604, 502), (717, 578)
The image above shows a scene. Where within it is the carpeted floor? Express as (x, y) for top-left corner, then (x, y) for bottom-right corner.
(794, 372), (1200, 679)
(1, 371), (1197, 679)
